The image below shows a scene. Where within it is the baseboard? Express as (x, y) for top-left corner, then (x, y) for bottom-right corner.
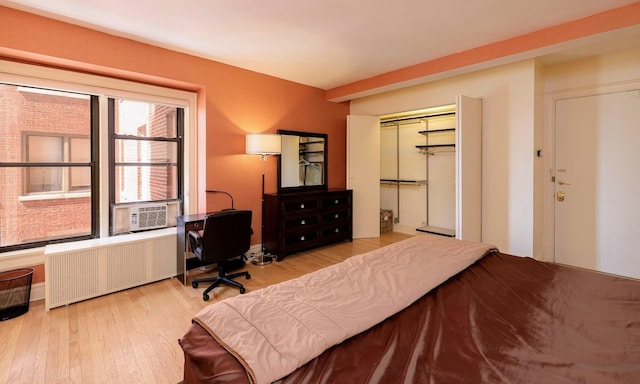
(30, 282), (45, 302)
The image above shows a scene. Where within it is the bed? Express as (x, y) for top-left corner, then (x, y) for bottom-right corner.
(179, 234), (640, 384)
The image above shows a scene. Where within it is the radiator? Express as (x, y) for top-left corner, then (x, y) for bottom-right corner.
(44, 232), (176, 310)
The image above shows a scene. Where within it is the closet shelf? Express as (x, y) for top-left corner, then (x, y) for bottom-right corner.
(380, 179), (427, 186)
(416, 144), (456, 155)
(416, 144), (455, 149)
(418, 128), (455, 134)
(416, 225), (455, 237)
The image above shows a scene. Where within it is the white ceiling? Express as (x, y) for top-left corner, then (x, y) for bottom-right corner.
(2, 0), (639, 90)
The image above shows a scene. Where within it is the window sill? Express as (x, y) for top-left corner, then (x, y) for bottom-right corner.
(18, 191), (91, 202)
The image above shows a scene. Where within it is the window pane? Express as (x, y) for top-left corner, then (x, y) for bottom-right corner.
(69, 137), (91, 190)
(0, 84), (94, 250)
(26, 135), (64, 193)
(70, 166), (91, 190)
(114, 139), (177, 164)
(27, 135), (63, 162)
(0, 85), (91, 162)
(114, 100), (177, 138)
(0, 168), (92, 248)
(114, 165), (177, 203)
(27, 167), (62, 193)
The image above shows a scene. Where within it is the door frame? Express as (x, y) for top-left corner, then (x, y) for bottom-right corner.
(542, 79), (640, 263)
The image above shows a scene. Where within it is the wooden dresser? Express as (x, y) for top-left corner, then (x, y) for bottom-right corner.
(263, 189), (352, 260)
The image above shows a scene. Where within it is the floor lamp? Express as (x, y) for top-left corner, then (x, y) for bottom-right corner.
(246, 133), (281, 265)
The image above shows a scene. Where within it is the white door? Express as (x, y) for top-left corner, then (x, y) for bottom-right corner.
(347, 115), (380, 238)
(555, 89), (640, 279)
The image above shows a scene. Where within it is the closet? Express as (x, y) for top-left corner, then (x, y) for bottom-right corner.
(380, 104), (457, 236)
(348, 95), (482, 242)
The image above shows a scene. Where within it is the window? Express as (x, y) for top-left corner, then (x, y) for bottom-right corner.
(1, 61), (194, 253)
(0, 84), (97, 250)
(109, 98), (182, 205)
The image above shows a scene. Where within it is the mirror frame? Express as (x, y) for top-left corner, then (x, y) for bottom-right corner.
(277, 129), (328, 193)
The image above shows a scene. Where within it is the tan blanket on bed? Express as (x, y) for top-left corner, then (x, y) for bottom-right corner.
(193, 234), (497, 384)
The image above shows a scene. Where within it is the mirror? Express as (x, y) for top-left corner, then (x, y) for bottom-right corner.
(277, 130), (328, 193)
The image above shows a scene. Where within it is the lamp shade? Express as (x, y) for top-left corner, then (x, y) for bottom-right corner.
(246, 134), (281, 155)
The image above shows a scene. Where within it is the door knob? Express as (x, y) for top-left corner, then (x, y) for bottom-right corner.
(558, 180), (571, 185)
(556, 191), (566, 202)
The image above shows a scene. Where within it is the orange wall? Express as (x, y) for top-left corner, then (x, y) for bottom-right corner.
(0, 6), (349, 262)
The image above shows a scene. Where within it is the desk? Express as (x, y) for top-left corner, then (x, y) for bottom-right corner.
(176, 213), (210, 285)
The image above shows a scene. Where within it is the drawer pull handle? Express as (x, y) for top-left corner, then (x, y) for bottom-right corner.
(334, 213), (339, 219)
(301, 219), (306, 225)
(300, 235), (305, 241)
(334, 199), (339, 204)
(335, 228), (340, 233)
(300, 203), (305, 209)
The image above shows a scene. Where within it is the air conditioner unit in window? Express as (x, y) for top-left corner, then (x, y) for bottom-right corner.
(112, 202), (180, 234)
(130, 203), (167, 231)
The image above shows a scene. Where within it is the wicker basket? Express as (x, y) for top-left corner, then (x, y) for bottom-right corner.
(380, 209), (393, 233)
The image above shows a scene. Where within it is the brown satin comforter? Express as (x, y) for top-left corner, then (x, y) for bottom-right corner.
(179, 252), (640, 383)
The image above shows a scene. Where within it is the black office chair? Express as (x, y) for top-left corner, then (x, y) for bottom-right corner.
(188, 209), (252, 301)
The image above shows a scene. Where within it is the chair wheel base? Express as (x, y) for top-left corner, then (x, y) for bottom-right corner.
(203, 293), (210, 301)
(239, 287), (246, 294)
(192, 282), (199, 288)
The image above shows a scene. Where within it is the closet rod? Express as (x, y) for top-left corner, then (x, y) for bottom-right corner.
(380, 111), (455, 125)
(380, 179), (427, 186)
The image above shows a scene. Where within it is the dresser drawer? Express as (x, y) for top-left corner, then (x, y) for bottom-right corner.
(283, 215), (319, 230)
(283, 230), (319, 247)
(282, 198), (319, 213)
(322, 224), (351, 240)
(321, 193), (350, 209)
(322, 210), (350, 223)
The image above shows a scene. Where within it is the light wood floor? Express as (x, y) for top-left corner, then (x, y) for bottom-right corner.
(0, 232), (412, 384)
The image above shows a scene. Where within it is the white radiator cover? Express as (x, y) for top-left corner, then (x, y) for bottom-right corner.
(44, 230), (176, 310)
